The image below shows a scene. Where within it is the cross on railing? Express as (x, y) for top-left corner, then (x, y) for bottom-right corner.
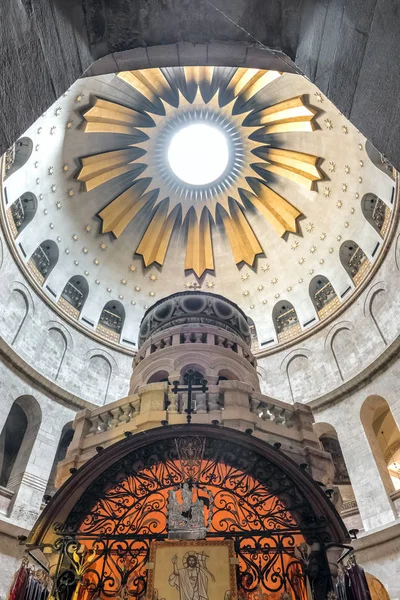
(171, 369), (208, 424)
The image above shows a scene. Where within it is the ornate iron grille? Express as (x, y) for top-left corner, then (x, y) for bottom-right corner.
(50, 436), (334, 600)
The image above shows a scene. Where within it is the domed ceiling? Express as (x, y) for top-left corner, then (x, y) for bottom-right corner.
(0, 66), (396, 351)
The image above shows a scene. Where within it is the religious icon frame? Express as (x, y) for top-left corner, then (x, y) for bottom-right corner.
(146, 540), (238, 600)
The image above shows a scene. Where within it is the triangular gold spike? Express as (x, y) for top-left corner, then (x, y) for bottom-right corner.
(118, 69), (174, 105)
(248, 95), (318, 133)
(185, 208), (214, 277)
(253, 147), (323, 189)
(136, 201), (180, 267)
(82, 98), (153, 130)
(220, 201), (263, 266)
(235, 70), (282, 105)
(98, 180), (154, 238)
(77, 148), (147, 192)
(243, 181), (302, 237)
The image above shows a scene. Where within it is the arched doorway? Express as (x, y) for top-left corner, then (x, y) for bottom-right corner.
(27, 426), (348, 600)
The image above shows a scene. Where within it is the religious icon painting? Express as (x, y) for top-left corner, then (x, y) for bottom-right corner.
(147, 540), (237, 600)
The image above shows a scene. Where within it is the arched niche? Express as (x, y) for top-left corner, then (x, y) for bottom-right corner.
(285, 353), (313, 403)
(8, 192), (37, 238)
(147, 370), (169, 384)
(4, 137), (33, 178)
(3, 287), (29, 346)
(217, 368), (237, 382)
(0, 395), (41, 493)
(361, 193), (391, 238)
(360, 396), (400, 495)
(44, 327), (68, 380)
(360, 396), (400, 494)
(85, 354), (112, 405)
(339, 240), (370, 286)
(26, 426), (348, 600)
(272, 300), (301, 343)
(327, 323), (361, 382)
(309, 275), (339, 320)
(29, 240), (59, 284)
(59, 275), (89, 318)
(97, 300), (125, 342)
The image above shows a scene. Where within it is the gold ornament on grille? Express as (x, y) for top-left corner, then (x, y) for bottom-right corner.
(77, 67), (323, 277)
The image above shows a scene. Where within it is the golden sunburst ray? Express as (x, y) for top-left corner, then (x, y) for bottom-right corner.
(135, 200), (180, 267)
(76, 66), (325, 277)
(219, 201), (263, 266)
(244, 95), (318, 134)
(98, 179), (155, 237)
(242, 179), (302, 237)
(185, 207), (214, 276)
(251, 146), (322, 190)
(77, 149), (147, 192)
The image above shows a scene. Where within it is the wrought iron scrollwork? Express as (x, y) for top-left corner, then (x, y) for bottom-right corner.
(50, 436), (334, 600)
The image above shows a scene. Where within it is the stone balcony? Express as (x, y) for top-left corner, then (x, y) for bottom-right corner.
(56, 380), (334, 489)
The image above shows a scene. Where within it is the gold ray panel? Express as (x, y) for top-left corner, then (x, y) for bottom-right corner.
(253, 148), (322, 189)
(76, 66), (324, 276)
(185, 208), (214, 277)
(183, 66), (215, 101)
(118, 69), (172, 104)
(98, 180), (153, 238)
(223, 69), (281, 106)
(136, 201), (180, 267)
(77, 149), (146, 192)
(82, 98), (152, 134)
(220, 202), (263, 266)
(244, 181), (302, 237)
(251, 95), (318, 134)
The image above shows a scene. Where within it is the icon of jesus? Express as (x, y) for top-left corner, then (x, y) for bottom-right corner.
(169, 552), (215, 600)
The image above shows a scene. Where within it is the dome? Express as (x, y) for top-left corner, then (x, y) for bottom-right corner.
(1, 66), (396, 352)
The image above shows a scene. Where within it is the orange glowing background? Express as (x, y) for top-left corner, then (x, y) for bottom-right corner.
(69, 459), (307, 600)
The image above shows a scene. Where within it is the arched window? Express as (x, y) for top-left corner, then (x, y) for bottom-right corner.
(309, 275), (339, 319)
(339, 240), (370, 286)
(0, 396), (41, 492)
(29, 240), (59, 285)
(4, 137), (33, 178)
(361, 193), (391, 237)
(183, 369), (204, 385)
(247, 317), (259, 352)
(272, 300), (301, 343)
(59, 276), (89, 319)
(361, 396), (400, 493)
(8, 192), (37, 238)
(97, 300), (125, 342)
(0, 404), (28, 488)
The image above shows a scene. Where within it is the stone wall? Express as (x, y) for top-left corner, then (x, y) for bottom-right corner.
(0, 217), (132, 407)
(256, 185), (400, 404)
(0, 354), (76, 599)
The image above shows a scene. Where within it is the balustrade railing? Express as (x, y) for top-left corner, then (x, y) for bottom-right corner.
(84, 387), (301, 441)
(88, 398), (141, 434)
(250, 396), (295, 428)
